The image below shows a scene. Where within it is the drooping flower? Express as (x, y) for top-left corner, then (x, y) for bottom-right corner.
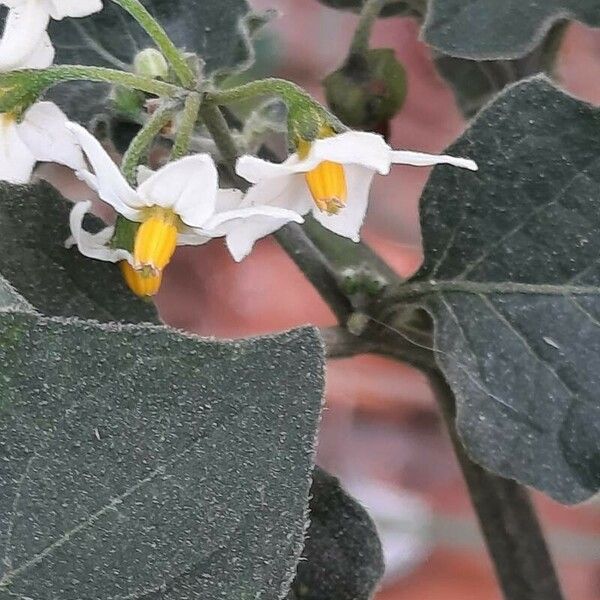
(0, 101), (86, 183)
(66, 123), (304, 296)
(0, 0), (103, 70)
(237, 128), (478, 242)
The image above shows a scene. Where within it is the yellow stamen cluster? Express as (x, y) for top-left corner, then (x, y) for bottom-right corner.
(297, 128), (348, 215)
(121, 206), (180, 298)
(120, 261), (162, 298)
(134, 207), (180, 273)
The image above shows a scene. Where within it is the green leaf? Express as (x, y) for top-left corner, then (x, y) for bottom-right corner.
(424, 0), (600, 59)
(0, 311), (324, 599)
(288, 468), (384, 600)
(398, 77), (600, 503)
(0, 181), (157, 323)
(433, 22), (567, 118)
(315, 0), (421, 18)
(44, 0), (251, 121)
(0, 278), (32, 313)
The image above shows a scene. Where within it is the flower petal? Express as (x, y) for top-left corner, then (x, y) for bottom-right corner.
(242, 173), (313, 216)
(312, 131), (392, 174)
(138, 154), (218, 227)
(20, 31), (54, 68)
(0, 3), (50, 70)
(236, 152), (319, 182)
(48, 0), (103, 19)
(66, 122), (142, 220)
(0, 115), (35, 183)
(215, 188), (244, 212)
(176, 228), (212, 247)
(311, 164), (375, 242)
(19, 102), (86, 170)
(68, 200), (132, 264)
(207, 206), (304, 262)
(390, 150), (478, 171)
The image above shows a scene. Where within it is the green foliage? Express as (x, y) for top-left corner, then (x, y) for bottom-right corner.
(432, 22), (567, 118)
(424, 0), (600, 59)
(407, 77), (600, 503)
(0, 300), (325, 600)
(0, 182), (156, 323)
(288, 468), (384, 600)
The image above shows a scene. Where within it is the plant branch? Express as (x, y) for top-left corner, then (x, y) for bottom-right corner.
(429, 371), (565, 600)
(170, 92), (201, 160)
(0, 65), (182, 114)
(205, 79), (346, 134)
(274, 226), (353, 324)
(206, 78), (315, 107)
(109, 0), (195, 87)
(121, 102), (176, 184)
(199, 101), (242, 180)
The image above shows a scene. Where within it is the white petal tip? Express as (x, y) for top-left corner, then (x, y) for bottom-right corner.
(462, 159), (479, 171)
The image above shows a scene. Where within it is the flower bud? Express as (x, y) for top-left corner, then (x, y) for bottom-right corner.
(323, 48), (407, 132)
(133, 48), (169, 80)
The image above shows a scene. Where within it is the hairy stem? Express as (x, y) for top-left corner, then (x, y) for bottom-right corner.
(206, 78), (315, 106)
(170, 92), (202, 160)
(121, 103), (176, 184)
(430, 372), (565, 600)
(0, 66), (182, 113)
(199, 102), (242, 179)
(205, 79), (345, 134)
(110, 0), (195, 87)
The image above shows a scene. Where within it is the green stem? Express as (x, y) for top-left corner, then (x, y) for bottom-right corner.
(121, 103), (176, 184)
(207, 78), (314, 106)
(430, 373), (565, 600)
(0, 65), (182, 114)
(43, 65), (181, 96)
(349, 0), (386, 54)
(205, 79), (345, 134)
(109, 0), (195, 88)
(199, 102), (243, 180)
(170, 92), (202, 160)
(273, 225), (353, 324)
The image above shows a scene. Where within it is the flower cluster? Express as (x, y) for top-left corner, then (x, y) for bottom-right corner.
(0, 0), (104, 182)
(0, 0), (478, 298)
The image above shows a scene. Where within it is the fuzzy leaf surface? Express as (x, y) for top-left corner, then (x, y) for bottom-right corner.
(424, 0), (600, 59)
(0, 315), (324, 600)
(401, 77), (600, 503)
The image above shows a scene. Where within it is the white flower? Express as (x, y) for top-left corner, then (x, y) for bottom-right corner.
(0, 101), (86, 183)
(236, 130), (478, 242)
(0, 0), (102, 70)
(66, 123), (303, 295)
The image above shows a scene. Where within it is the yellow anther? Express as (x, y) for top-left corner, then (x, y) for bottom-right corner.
(120, 261), (163, 298)
(297, 127), (348, 215)
(304, 160), (347, 214)
(133, 206), (180, 273)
